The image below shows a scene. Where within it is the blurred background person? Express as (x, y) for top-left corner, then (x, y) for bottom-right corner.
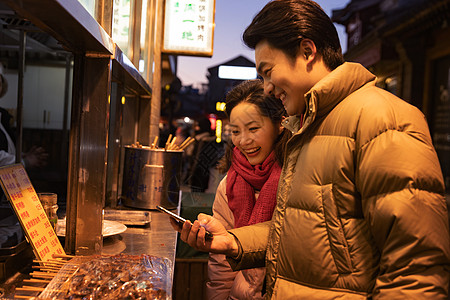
(186, 117), (223, 192)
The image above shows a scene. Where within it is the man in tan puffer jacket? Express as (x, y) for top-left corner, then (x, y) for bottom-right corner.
(174, 1), (450, 299)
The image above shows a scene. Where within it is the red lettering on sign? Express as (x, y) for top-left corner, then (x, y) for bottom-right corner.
(16, 201), (25, 210)
(26, 217), (41, 230)
(20, 211), (30, 219)
(35, 236), (49, 248)
(30, 229), (39, 239)
(11, 192), (24, 200)
(38, 246), (50, 259)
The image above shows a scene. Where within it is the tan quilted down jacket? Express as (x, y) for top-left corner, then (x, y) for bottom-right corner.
(229, 62), (450, 299)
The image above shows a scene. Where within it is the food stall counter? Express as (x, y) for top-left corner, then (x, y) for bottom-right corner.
(102, 209), (179, 264)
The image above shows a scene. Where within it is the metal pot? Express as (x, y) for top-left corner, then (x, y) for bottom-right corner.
(121, 146), (182, 209)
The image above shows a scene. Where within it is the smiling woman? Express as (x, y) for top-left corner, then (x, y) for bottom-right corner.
(205, 79), (291, 300)
(229, 103), (281, 166)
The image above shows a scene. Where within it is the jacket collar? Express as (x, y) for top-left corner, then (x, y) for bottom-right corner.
(283, 62), (376, 134)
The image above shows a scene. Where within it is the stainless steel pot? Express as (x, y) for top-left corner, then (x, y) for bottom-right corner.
(121, 146), (182, 209)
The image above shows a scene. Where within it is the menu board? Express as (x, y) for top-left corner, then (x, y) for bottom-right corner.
(162, 0), (215, 57)
(0, 164), (65, 261)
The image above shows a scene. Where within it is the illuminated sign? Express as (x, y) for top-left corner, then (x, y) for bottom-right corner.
(216, 119), (222, 143)
(0, 164), (65, 262)
(216, 102), (226, 112)
(162, 0), (216, 57)
(218, 65), (257, 80)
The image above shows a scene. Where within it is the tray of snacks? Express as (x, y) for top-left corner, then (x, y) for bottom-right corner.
(37, 253), (172, 299)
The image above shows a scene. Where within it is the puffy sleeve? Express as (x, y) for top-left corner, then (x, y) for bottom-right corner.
(355, 97), (450, 298)
(206, 176), (238, 300)
(227, 221), (270, 271)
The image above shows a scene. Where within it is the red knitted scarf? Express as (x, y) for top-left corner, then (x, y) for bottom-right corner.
(227, 147), (281, 228)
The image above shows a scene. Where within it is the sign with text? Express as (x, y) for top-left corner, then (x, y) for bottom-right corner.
(0, 164), (65, 261)
(162, 0), (215, 57)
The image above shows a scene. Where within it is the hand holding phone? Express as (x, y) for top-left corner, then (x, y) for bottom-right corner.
(156, 205), (213, 240)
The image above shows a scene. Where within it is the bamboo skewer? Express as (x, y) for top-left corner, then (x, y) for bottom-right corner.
(164, 134), (173, 150)
(23, 278), (51, 284)
(16, 287), (46, 292)
(179, 137), (196, 151)
(130, 133), (199, 151)
(48, 260), (70, 266)
(31, 270), (59, 275)
(52, 254), (75, 259)
(168, 137), (177, 150)
(18, 255), (75, 298)
(32, 265), (61, 272)
(34, 260), (64, 266)
(178, 136), (191, 149)
(30, 271), (57, 279)
(151, 136), (159, 149)
(165, 134), (186, 151)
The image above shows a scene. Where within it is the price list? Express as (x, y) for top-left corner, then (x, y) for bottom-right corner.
(0, 164), (65, 261)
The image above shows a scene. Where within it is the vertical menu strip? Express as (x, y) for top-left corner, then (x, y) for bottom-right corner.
(0, 164), (65, 262)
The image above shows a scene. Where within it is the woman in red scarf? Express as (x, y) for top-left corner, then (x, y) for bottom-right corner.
(206, 80), (291, 300)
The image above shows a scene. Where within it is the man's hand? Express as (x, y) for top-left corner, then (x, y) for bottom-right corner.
(23, 146), (48, 168)
(170, 213), (239, 257)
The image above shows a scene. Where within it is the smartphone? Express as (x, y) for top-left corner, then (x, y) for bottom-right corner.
(156, 205), (213, 240)
(156, 205), (186, 226)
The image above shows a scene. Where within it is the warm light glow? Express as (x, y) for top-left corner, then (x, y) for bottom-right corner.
(121, 96), (126, 105)
(216, 119), (222, 143)
(218, 65), (257, 80)
(216, 102), (226, 111)
(209, 114), (216, 130)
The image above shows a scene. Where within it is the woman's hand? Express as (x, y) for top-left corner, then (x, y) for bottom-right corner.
(170, 213), (239, 257)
